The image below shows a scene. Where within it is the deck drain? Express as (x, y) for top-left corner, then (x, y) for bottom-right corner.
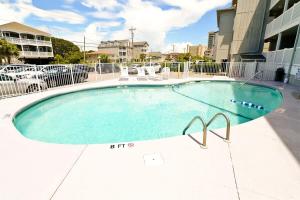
(143, 153), (164, 167)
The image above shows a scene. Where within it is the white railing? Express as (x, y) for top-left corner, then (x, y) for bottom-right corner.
(2, 36), (52, 46)
(265, 1), (300, 39)
(263, 48), (293, 64)
(19, 51), (54, 58)
(0, 62), (288, 99)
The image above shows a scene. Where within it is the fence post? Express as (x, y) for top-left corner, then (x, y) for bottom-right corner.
(34, 64), (40, 92)
(94, 63), (98, 81)
(70, 64), (75, 85)
(112, 62), (115, 78)
(99, 62), (102, 80)
(177, 62), (180, 79)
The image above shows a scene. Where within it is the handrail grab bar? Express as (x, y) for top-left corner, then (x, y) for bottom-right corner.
(206, 113), (231, 142)
(182, 116), (207, 147)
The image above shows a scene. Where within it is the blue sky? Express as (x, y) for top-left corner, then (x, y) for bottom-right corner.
(0, 0), (231, 52)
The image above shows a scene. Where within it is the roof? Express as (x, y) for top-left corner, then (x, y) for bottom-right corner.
(87, 50), (114, 55)
(217, 7), (236, 27)
(133, 41), (149, 46)
(148, 52), (162, 57)
(0, 22), (51, 36)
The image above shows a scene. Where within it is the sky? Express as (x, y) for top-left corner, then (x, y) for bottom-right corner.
(0, 0), (231, 53)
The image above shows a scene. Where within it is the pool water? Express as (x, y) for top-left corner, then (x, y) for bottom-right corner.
(14, 81), (283, 144)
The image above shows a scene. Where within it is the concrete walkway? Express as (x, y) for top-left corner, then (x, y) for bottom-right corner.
(0, 78), (299, 200)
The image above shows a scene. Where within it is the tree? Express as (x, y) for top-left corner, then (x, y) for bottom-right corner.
(98, 54), (109, 63)
(140, 53), (146, 62)
(50, 37), (83, 64)
(177, 53), (191, 62)
(0, 39), (19, 64)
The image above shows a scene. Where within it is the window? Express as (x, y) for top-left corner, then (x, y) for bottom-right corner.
(0, 74), (13, 81)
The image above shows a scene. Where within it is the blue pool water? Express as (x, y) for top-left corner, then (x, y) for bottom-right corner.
(14, 81), (283, 144)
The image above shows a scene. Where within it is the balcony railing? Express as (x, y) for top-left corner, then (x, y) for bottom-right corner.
(3, 37), (52, 47)
(265, 1), (300, 39)
(19, 51), (54, 58)
(263, 48), (293, 70)
(270, 0), (280, 11)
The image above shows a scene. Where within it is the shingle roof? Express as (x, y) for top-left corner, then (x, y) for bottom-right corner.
(0, 22), (51, 36)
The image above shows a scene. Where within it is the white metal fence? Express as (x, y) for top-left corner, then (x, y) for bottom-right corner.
(0, 61), (285, 99)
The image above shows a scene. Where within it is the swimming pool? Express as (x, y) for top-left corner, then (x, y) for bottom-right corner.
(14, 81), (283, 144)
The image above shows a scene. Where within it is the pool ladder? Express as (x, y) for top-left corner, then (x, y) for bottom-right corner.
(183, 113), (231, 148)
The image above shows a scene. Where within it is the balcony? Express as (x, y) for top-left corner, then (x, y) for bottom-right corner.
(3, 37), (52, 47)
(19, 51), (54, 58)
(270, 0), (281, 11)
(263, 48), (293, 64)
(265, 1), (300, 39)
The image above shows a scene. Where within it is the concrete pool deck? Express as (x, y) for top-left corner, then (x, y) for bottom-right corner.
(0, 78), (299, 200)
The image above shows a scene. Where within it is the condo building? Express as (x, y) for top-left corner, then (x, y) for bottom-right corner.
(98, 40), (148, 62)
(207, 31), (218, 60)
(264, 0), (300, 85)
(211, 0), (300, 85)
(188, 45), (208, 57)
(0, 22), (54, 64)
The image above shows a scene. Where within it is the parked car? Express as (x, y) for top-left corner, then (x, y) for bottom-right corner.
(74, 64), (95, 72)
(39, 65), (89, 88)
(0, 73), (47, 96)
(0, 64), (35, 79)
(96, 63), (120, 74)
(128, 64), (142, 74)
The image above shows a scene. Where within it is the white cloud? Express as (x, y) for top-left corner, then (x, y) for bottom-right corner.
(107, 0), (231, 51)
(81, 0), (121, 11)
(0, 0), (231, 52)
(0, 0), (85, 24)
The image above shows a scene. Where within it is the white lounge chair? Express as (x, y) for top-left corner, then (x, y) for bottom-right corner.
(137, 67), (147, 81)
(182, 62), (189, 79)
(161, 67), (170, 80)
(119, 66), (129, 81)
(146, 67), (162, 81)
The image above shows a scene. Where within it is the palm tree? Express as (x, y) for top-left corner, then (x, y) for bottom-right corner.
(0, 39), (19, 64)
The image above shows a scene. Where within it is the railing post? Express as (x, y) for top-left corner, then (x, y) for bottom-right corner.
(34, 64), (40, 92)
(70, 64), (75, 85)
(112, 62), (115, 78)
(94, 63), (98, 81)
(203, 126), (207, 147)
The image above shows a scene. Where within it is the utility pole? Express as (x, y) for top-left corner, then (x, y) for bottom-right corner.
(83, 35), (86, 63)
(129, 27), (136, 62)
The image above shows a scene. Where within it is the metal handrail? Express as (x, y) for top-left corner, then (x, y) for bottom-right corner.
(182, 113), (231, 148)
(207, 113), (231, 142)
(239, 70), (263, 87)
(182, 116), (207, 147)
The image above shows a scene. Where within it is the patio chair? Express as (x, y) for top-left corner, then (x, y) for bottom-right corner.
(161, 67), (170, 80)
(137, 67), (147, 81)
(146, 67), (162, 81)
(182, 62), (189, 79)
(119, 66), (129, 81)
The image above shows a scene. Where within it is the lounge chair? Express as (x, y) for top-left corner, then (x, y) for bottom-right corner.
(137, 67), (147, 81)
(182, 62), (189, 79)
(146, 67), (162, 81)
(161, 67), (170, 80)
(119, 66), (129, 81)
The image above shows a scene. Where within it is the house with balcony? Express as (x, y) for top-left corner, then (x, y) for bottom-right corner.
(0, 22), (54, 64)
(98, 40), (149, 63)
(263, 0), (300, 85)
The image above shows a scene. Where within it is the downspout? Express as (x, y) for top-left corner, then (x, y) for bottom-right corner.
(286, 24), (300, 83)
